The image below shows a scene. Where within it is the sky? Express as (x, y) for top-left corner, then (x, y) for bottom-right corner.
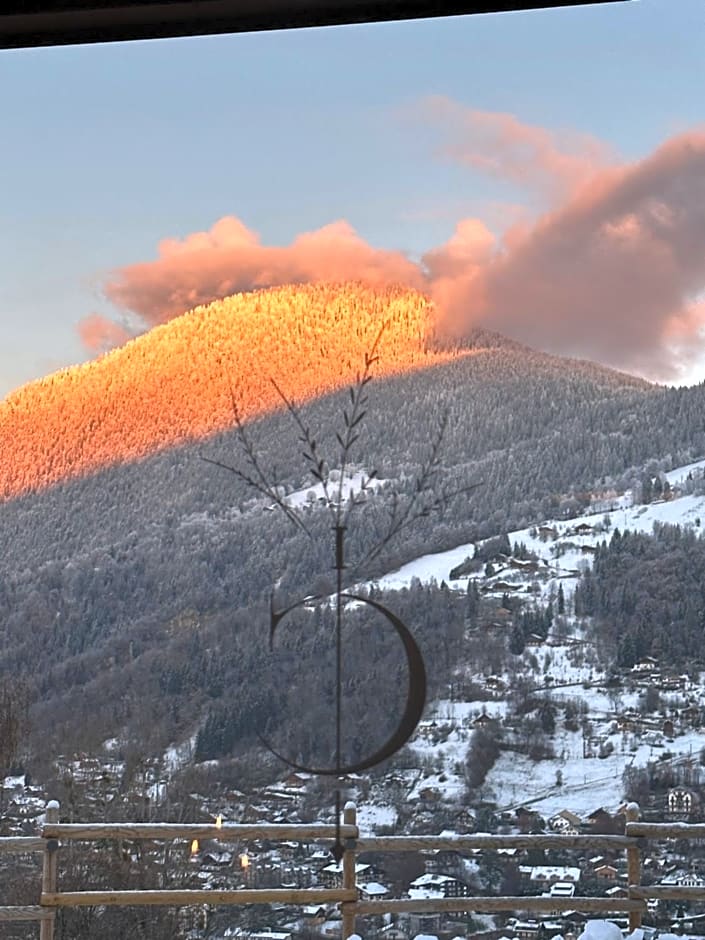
(1, 0), (705, 398)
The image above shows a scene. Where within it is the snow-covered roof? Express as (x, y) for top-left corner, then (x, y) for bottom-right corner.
(521, 865), (581, 882)
(358, 882), (389, 896)
(322, 861), (370, 874)
(409, 873), (456, 887)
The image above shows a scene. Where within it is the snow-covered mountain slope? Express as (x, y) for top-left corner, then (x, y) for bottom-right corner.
(364, 457), (705, 603)
(354, 458), (705, 823)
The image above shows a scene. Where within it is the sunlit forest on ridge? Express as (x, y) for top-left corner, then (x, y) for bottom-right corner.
(0, 283), (460, 499)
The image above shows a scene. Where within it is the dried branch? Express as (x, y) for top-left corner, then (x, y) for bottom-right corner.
(349, 412), (482, 574)
(335, 323), (386, 527)
(270, 378), (337, 526)
(198, 454), (311, 536)
(202, 341), (481, 571)
(200, 375), (312, 537)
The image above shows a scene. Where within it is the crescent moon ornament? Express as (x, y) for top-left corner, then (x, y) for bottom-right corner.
(261, 592), (426, 775)
(259, 524), (428, 860)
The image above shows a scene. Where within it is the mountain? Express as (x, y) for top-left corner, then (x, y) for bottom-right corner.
(2, 281), (705, 765)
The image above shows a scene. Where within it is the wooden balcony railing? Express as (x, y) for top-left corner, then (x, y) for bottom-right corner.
(0, 800), (703, 938)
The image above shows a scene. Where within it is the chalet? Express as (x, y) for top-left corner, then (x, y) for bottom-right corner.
(525, 633), (546, 647)
(538, 526), (558, 540)
(453, 808), (476, 830)
(422, 845), (465, 877)
(300, 905), (328, 924)
(519, 865), (581, 887)
(631, 657), (659, 675)
(509, 558), (540, 572)
(515, 806), (542, 832)
(484, 675), (507, 693)
(319, 861), (372, 888)
(513, 920), (542, 939)
(605, 885), (629, 899)
(282, 772), (312, 789)
(418, 787), (442, 803)
(661, 870), (705, 889)
(407, 917), (440, 938)
(408, 873), (470, 899)
(486, 580), (522, 593)
(549, 881), (575, 898)
(573, 523), (595, 535)
(379, 928), (408, 940)
(681, 704), (703, 726)
(483, 607), (513, 629)
(583, 807), (623, 835)
(319, 920), (345, 938)
(540, 922), (567, 939)
(241, 804), (268, 823)
(549, 810), (582, 835)
(358, 882), (390, 901)
(593, 864), (618, 881)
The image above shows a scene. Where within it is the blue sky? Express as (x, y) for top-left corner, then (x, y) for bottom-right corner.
(0, 0), (703, 397)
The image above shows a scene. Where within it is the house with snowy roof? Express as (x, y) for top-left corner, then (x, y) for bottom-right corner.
(519, 865), (581, 887)
(548, 881), (575, 898)
(319, 861), (372, 888)
(408, 873), (470, 899)
(549, 810), (581, 835)
(358, 882), (390, 901)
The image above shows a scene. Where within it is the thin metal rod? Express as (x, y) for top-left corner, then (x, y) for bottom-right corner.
(335, 524), (345, 774)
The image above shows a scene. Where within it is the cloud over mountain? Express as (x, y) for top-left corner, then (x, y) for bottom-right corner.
(101, 218), (422, 327)
(83, 104), (705, 381)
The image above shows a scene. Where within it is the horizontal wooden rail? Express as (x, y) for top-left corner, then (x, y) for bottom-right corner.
(43, 823), (357, 842)
(356, 834), (639, 853)
(0, 905), (52, 922)
(629, 885), (705, 901)
(626, 822), (705, 839)
(0, 836), (46, 855)
(353, 896), (646, 916)
(0, 837), (45, 854)
(41, 888), (358, 908)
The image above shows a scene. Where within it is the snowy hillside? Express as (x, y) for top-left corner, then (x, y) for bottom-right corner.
(365, 457), (705, 603)
(356, 457), (705, 824)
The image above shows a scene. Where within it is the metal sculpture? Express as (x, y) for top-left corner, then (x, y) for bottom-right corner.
(203, 329), (477, 859)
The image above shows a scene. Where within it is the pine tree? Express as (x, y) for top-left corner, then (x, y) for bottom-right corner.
(509, 624), (525, 655)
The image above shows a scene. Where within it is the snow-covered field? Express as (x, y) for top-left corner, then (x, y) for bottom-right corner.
(284, 469), (386, 509)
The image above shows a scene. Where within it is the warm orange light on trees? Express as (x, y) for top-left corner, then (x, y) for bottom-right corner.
(0, 282), (464, 499)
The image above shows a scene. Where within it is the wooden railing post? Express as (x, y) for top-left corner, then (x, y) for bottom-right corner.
(40, 801), (60, 940)
(341, 802), (358, 940)
(625, 801), (642, 932)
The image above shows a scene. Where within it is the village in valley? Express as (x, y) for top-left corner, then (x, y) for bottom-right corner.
(4, 461), (705, 939)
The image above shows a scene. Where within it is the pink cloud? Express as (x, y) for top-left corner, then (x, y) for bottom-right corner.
(77, 314), (132, 353)
(99, 217), (422, 329)
(414, 95), (614, 200)
(80, 105), (705, 382)
(460, 131), (705, 378)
